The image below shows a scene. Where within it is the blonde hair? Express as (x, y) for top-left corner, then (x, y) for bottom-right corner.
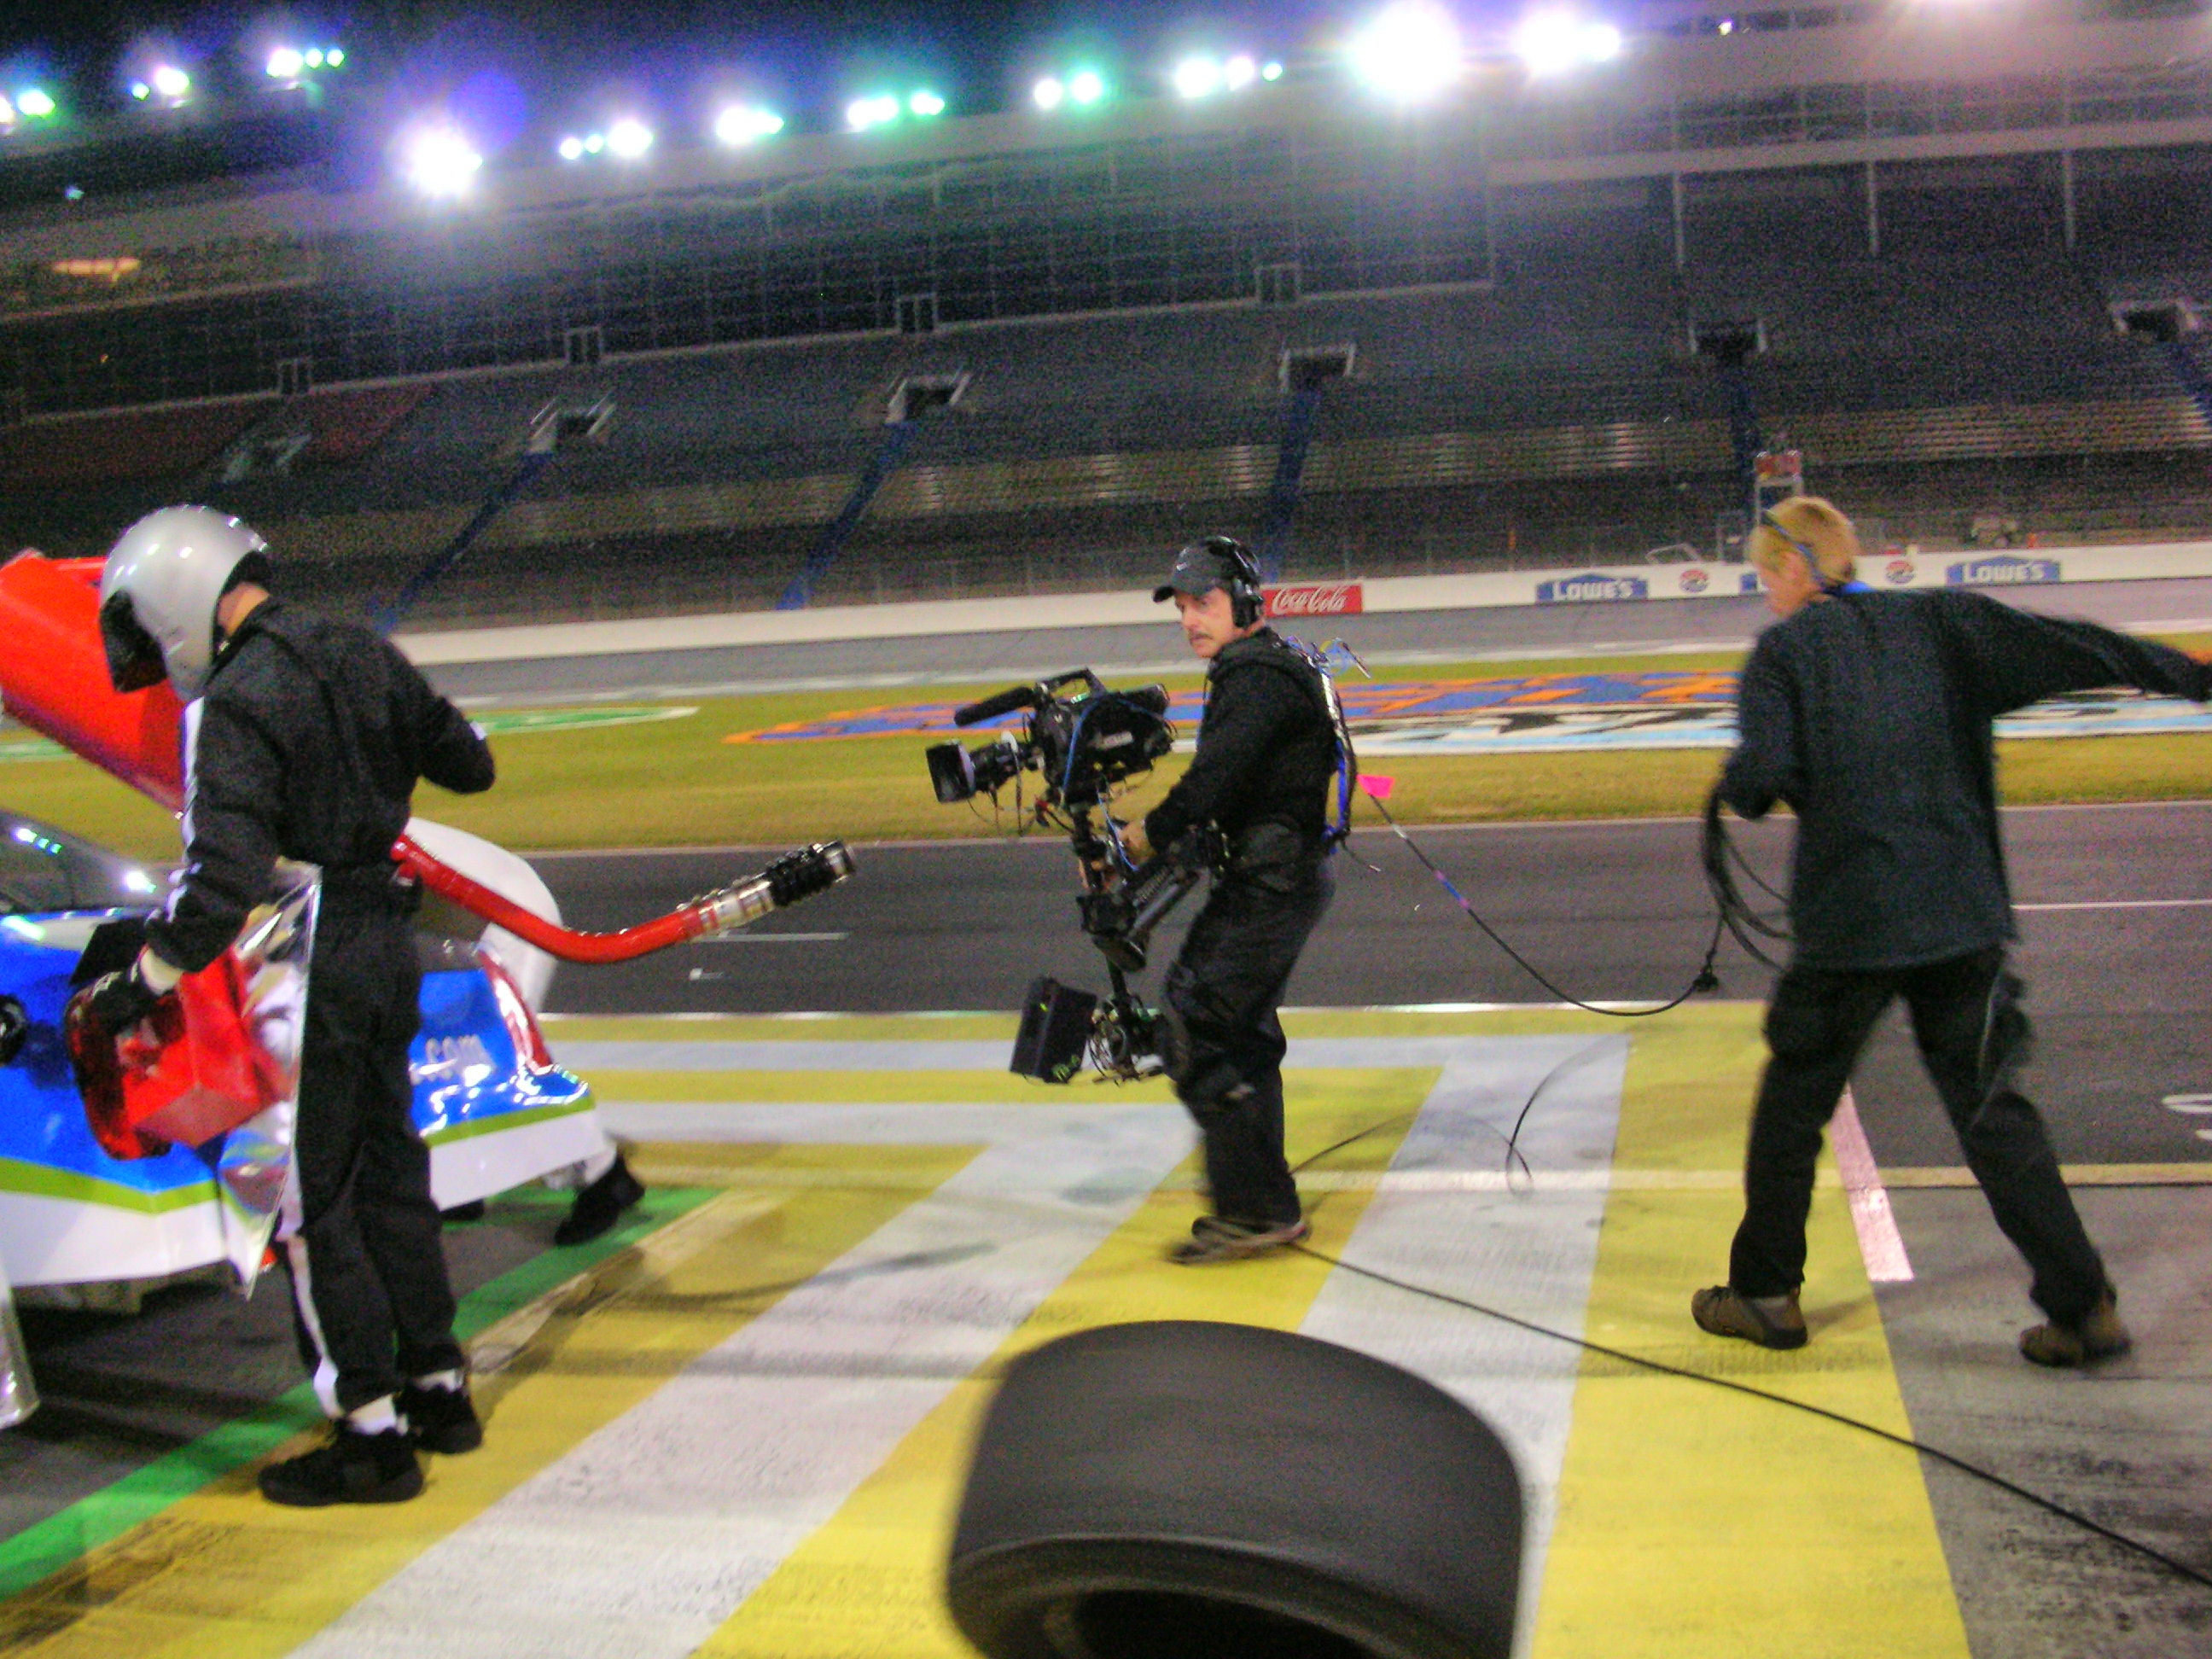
(1748, 496), (1860, 585)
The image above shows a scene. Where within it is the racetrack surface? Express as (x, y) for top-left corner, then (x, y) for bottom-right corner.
(8, 801), (2208, 1659)
(431, 577), (2212, 702)
(533, 800), (2212, 1173)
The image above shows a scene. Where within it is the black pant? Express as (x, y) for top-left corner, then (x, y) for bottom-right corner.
(1729, 946), (2109, 1324)
(282, 905), (463, 1415)
(1162, 860), (1333, 1227)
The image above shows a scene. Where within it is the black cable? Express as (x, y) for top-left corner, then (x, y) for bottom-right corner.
(1701, 790), (1793, 969)
(1363, 790), (1724, 1016)
(1293, 1242), (2211, 1592)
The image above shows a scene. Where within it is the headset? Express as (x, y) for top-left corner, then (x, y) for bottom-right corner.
(1758, 509), (1850, 597)
(1184, 534), (1265, 628)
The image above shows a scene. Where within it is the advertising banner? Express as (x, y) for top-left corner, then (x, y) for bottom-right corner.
(1264, 582), (1365, 620)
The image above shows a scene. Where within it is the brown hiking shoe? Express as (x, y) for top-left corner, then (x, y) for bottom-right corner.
(1167, 1215), (1311, 1266)
(1691, 1285), (1808, 1350)
(2020, 1291), (2132, 1369)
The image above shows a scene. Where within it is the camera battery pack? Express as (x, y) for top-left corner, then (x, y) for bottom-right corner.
(1011, 977), (1097, 1084)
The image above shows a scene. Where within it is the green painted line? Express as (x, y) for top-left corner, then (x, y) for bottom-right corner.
(0, 707), (694, 761)
(421, 1094), (597, 1147)
(0, 1184), (717, 1604)
(0, 1156), (212, 1214)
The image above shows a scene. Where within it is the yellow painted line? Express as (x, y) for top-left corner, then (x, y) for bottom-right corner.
(693, 1069), (1435, 1658)
(1529, 1008), (1972, 1658)
(585, 1068), (1180, 1103)
(0, 1143), (981, 1659)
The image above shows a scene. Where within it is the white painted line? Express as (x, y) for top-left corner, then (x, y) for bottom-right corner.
(559, 1035), (1523, 1074)
(2162, 1093), (2212, 1114)
(1301, 1036), (1630, 1636)
(1831, 1091), (1912, 1284)
(2017, 899), (2212, 912)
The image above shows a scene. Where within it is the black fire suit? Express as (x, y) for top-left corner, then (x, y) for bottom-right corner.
(1144, 629), (1340, 1226)
(1719, 587), (2209, 1324)
(146, 600), (495, 1416)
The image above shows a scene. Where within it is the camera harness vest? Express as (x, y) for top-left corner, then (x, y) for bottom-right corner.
(1212, 629), (1359, 851)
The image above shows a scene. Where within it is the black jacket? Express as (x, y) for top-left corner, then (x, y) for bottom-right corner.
(1144, 628), (1339, 859)
(1721, 587), (2209, 970)
(147, 601), (495, 973)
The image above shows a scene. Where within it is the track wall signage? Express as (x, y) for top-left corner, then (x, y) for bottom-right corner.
(1265, 582), (1365, 619)
(389, 538), (2212, 667)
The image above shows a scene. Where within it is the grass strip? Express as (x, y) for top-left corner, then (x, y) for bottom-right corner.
(4, 638), (2205, 859)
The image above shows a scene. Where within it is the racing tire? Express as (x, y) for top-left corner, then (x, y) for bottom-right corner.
(946, 1320), (1522, 1659)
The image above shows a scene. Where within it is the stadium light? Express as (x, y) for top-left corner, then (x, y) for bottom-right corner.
(557, 134), (585, 160)
(1173, 55), (1222, 99)
(1225, 54), (1258, 90)
(404, 126), (483, 198)
(16, 88), (55, 118)
(714, 103), (783, 144)
(1068, 69), (1106, 104)
(585, 132), (605, 153)
(304, 49), (324, 68)
(606, 118), (654, 159)
(0, 96), (12, 130)
(908, 90), (946, 117)
(1348, 3), (1463, 100)
(129, 81), (150, 100)
(327, 48), (345, 67)
(1032, 76), (1065, 111)
(1262, 61), (1285, 81)
(267, 47), (306, 80)
(150, 64), (191, 102)
(847, 93), (900, 131)
(1514, 11), (1621, 74)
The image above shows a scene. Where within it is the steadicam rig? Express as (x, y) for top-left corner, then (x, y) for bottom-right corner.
(393, 839), (856, 963)
(925, 670), (1202, 1085)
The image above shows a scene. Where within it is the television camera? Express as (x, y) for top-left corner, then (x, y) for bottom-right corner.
(926, 670), (1208, 1084)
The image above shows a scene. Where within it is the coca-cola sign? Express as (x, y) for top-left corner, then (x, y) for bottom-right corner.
(1265, 582), (1365, 618)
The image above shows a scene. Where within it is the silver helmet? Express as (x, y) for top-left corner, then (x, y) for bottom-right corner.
(99, 507), (270, 698)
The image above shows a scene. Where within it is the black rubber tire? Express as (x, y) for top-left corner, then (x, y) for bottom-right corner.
(946, 1320), (1522, 1659)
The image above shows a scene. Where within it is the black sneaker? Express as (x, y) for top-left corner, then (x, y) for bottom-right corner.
(1167, 1215), (1312, 1266)
(259, 1423), (423, 1507)
(399, 1380), (485, 1454)
(554, 1152), (646, 1246)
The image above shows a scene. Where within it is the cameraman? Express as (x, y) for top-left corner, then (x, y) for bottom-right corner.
(1121, 537), (1339, 1266)
(1694, 497), (2212, 1366)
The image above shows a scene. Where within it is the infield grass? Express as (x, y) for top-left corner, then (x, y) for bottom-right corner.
(7, 640), (2207, 859)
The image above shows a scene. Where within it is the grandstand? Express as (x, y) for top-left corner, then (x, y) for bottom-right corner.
(5, 0), (2212, 628)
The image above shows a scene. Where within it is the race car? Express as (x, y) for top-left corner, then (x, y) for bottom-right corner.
(0, 545), (852, 1424)
(0, 806), (601, 1298)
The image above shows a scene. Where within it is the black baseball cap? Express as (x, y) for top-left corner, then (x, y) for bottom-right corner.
(1152, 536), (1256, 602)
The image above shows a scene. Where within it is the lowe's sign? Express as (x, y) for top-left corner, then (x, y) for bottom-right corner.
(1947, 555), (2061, 587)
(1536, 574), (1649, 604)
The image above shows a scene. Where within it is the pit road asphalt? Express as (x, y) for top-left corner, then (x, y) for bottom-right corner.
(533, 801), (2212, 1173)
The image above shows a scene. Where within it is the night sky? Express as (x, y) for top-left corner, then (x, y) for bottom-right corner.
(0, 0), (1405, 132)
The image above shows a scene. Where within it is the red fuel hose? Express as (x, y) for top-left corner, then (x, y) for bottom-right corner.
(394, 835), (854, 963)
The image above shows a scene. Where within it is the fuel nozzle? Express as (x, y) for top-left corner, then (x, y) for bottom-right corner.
(690, 841), (856, 937)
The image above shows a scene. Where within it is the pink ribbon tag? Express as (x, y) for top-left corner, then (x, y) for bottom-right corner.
(1358, 774), (1396, 800)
